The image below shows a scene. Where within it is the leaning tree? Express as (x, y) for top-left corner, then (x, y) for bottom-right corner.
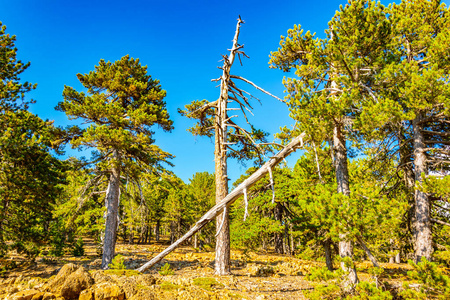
(57, 55), (173, 269)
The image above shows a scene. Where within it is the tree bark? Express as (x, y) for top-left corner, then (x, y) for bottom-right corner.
(356, 234), (379, 268)
(155, 220), (160, 242)
(136, 134), (304, 273)
(274, 202), (284, 254)
(333, 124), (359, 287)
(323, 238), (333, 271)
(413, 112), (432, 262)
(101, 149), (121, 269)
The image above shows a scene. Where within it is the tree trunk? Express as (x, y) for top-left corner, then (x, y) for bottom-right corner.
(356, 235), (379, 268)
(395, 252), (401, 264)
(398, 127), (417, 249)
(274, 202), (284, 254)
(101, 150), (121, 269)
(323, 238), (333, 271)
(155, 220), (160, 242)
(170, 221), (176, 244)
(413, 113), (432, 262)
(289, 222), (295, 255)
(283, 222), (290, 255)
(333, 124), (359, 287)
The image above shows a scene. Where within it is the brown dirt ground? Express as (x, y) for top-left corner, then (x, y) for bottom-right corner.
(0, 237), (418, 299)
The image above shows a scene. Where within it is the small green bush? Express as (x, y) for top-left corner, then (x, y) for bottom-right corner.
(108, 254), (126, 270)
(347, 281), (393, 299)
(72, 237), (85, 256)
(160, 281), (179, 291)
(159, 263), (175, 276)
(306, 266), (340, 282)
(305, 283), (341, 300)
(399, 258), (450, 299)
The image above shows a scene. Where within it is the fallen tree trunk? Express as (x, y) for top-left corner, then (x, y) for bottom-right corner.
(136, 133), (305, 273)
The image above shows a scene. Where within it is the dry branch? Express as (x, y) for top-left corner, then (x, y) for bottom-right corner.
(136, 133), (305, 273)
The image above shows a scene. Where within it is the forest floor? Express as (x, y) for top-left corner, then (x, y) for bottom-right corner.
(0, 238), (419, 299)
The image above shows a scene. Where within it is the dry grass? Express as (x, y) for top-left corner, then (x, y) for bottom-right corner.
(0, 237), (417, 299)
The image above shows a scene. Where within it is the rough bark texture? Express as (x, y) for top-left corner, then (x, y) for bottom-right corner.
(136, 134), (304, 273)
(333, 124), (359, 287)
(274, 202), (284, 254)
(323, 238), (333, 271)
(155, 220), (160, 242)
(213, 17), (244, 276)
(101, 150), (121, 269)
(413, 113), (432, 262)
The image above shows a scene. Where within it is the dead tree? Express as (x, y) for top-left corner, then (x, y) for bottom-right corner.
(136, 133), (304, 273)
(179, 16), (282, 275)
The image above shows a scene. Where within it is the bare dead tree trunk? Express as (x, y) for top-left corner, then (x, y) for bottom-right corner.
(413, 112), (432, 262)
(101, 149), (121, 269)
(136, 134), (304, 273)
(333, 124), (359, 287)
(213, 17), (246, 276)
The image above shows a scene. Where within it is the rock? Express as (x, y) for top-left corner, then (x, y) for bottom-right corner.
(116, 277), (138, 298)
(6, 289), (39, 300)
(46, 263), (78, 292)
(92, 270), (113, 284)
(136, 274), (157, 286)
(79, 289), (94, 300)
(128, 289), (157, 300)
(30, 292), (45, 300)
(93, 282), (125, 300)
(59, 266), (95, 299)
(38, 293), (57, 300)
(246, 264), (275, 277)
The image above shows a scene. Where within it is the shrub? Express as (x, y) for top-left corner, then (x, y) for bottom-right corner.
(159, 263), (175, 276)
(160, 281), (179, 291)
(306, 266), (340, 282)
(399, 258), (450, 299)
(193, 277), (224, 290)
(72, 237), (85, 256)
(108, 254), (126, 270)
(348, 281), (393, 299)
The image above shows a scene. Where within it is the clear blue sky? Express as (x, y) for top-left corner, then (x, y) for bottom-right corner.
(2, 0), (444, 184)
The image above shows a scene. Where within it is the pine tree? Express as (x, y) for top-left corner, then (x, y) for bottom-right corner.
(0, 22), (36, 112)
(270, 0), (392, 288)
(57, 55), (173, 269)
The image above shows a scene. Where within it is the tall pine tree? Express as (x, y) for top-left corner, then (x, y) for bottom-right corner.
(57, 55), (173, 269)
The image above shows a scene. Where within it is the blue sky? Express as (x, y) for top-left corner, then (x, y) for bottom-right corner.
(2, 0), (445, 184)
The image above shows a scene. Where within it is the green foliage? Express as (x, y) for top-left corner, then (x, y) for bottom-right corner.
(305, 283), (342, 300)
(399, 258), (450, 299)
(159, 263), (175, 276)
(306, 266), (341, 282)
(192, 277), (223, 291)
(0, 22), (36, 111)
(72, 237), (85, 257)
(108, 254), (126, 270)
(347, 282), (393, 300)
(0, 110), (67, 257)
(12, 241), (39, 260)
(160, 281), (180, 291)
